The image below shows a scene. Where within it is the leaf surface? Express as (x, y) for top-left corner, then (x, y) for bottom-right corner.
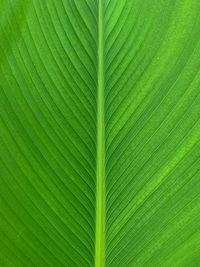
(0, 0), (200, 266)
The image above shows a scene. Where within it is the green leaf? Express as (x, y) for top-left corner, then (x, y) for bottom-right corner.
(1, 0), (200, 266)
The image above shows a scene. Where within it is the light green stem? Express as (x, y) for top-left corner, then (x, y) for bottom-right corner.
(95, 0), (105, 266)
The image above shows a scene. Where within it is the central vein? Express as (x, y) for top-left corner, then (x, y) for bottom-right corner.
(95, 0), (105, 266)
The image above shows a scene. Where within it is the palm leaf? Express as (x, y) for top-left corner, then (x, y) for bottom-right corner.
(1, 0), (200, 266)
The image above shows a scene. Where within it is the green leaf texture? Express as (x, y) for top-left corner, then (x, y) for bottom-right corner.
(1, 0), (200, 266)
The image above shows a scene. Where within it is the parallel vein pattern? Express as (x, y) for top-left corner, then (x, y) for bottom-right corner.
(104, 0), (200, 266)
(1, 0), (200, 266)
(0, 0), (98, 266)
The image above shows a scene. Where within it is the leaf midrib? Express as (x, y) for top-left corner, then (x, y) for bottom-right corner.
(95, 0), (105, 266)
